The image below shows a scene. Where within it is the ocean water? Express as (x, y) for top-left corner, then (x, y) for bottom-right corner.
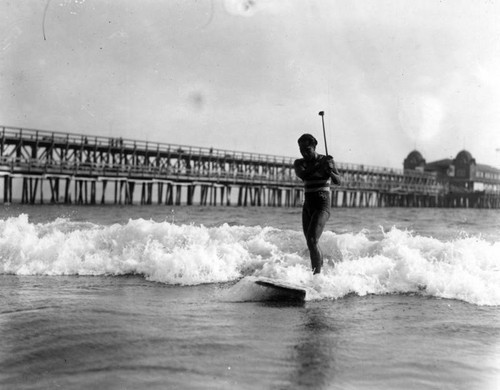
(1, 204), (499, 389)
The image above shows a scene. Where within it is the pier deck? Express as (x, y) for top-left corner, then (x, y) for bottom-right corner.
(0, 126), (497, 208)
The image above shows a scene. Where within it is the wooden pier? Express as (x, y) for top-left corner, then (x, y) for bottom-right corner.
(0, 126), (498, 208)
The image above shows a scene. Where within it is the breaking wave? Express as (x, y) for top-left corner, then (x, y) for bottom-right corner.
(1, 214), (499, 306)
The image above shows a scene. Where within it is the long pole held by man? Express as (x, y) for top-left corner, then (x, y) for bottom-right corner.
(318, 111), (328, 156)
(293, 111), (341, 274)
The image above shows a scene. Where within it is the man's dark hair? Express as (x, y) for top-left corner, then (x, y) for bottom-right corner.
(298, 133), (318, 147)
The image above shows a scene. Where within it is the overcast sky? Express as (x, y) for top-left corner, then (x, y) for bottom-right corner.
(1, 0), (500, 168)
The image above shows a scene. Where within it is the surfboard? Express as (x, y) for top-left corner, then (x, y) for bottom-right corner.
(254, 277), (307, 302)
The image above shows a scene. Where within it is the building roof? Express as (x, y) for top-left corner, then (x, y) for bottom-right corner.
(425, 158), (452, 169)
(425, 159), (500, 175)
(406, 150), (425, 161)
(476, 163), (500, 173)
(455, 150), (475, 164)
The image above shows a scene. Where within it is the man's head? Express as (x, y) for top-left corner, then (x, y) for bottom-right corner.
(298, 133), (317, 160)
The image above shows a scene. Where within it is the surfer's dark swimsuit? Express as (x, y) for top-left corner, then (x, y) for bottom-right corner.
(294, 154), (333, 219)
(303, 191), (330, 221)
(294, 151), (340, 274)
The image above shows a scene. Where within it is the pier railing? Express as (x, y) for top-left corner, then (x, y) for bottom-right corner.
(3, 125), (496, 208)
(0, 126), (443, 192)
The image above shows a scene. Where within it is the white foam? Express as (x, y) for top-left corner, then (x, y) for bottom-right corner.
(1, 214), (499, 305)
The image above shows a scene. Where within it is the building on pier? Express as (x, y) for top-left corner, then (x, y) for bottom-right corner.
(404, 149), (500, 208)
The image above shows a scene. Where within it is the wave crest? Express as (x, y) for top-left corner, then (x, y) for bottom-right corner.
(1, 214), (499, 305)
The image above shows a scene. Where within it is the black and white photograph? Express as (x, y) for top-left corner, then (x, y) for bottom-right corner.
(1, 1), (499, 389)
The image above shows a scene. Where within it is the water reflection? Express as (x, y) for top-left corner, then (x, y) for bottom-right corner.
(289, 306), (338, 389)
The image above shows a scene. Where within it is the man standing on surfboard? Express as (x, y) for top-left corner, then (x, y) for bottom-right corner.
(294, 134), (341, 274)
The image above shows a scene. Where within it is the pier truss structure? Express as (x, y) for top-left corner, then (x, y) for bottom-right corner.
(1, 125), (494, 208)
